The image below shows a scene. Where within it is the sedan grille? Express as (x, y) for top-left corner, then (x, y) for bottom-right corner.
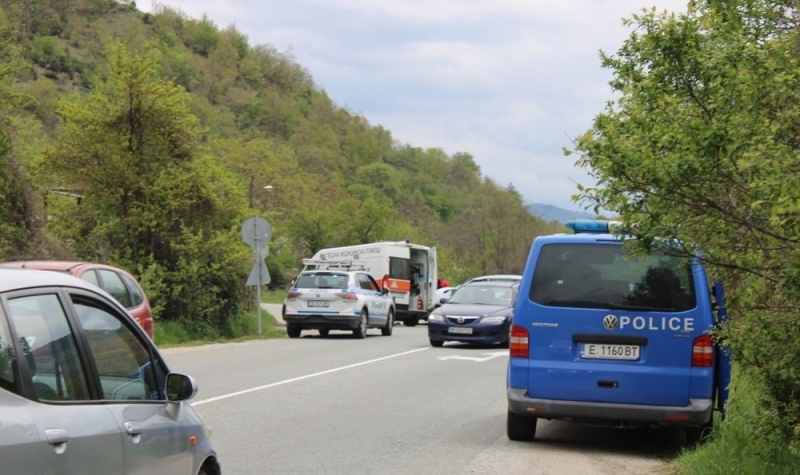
(446, 316), (479, 325)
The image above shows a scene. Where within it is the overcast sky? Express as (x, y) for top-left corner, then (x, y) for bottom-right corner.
(143, 0), (689, 212)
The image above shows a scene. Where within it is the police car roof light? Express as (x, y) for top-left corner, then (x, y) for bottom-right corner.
(566, 219), (625, 234)
(302, 258), (366, 270)
(566, 219), (610, 234)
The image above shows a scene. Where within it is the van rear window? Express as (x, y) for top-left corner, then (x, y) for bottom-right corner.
(529, 244), (696, 312)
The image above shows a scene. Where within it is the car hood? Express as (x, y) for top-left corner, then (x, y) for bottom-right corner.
(433, 303), (512, 317)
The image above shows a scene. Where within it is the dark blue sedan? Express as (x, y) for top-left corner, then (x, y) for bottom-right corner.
(427, 281), (518, 347)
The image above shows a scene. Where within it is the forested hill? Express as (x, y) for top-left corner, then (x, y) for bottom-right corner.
(0, 0), (560, 332)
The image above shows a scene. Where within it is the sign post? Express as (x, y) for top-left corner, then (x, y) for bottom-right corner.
(241, 216), (272, 336)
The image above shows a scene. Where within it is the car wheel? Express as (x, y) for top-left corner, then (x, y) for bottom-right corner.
(353, 309), (368, 339)
(287, 325), (301, 338)
(405, 318), (418, 327)
(507, 409), (537, 441)
(319, 329), (330, 337)
(430, 339), (444, 348)
(381, 309), (394, 336)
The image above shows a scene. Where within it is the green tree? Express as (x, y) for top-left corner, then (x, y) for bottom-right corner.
(0, 27), (36, 258)
(41, 41), (249, 334)
(571, 0), (800, 452)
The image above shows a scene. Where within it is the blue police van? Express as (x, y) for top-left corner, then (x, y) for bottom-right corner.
(506, 220), (730, 444)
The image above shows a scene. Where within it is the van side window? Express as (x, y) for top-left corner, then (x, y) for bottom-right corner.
(530, 244), (696, 312)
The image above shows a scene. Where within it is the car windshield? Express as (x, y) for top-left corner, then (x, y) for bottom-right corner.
(448, 285), (514, 306)
(529, 243), (697, 312)
(294, 272), (350, 289)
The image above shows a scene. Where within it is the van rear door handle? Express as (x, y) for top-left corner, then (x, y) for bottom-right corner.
(598, 380), (619, 389)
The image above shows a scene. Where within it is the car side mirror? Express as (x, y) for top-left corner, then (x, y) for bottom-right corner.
(166, 373), (198, 402)
(382, 287), (390, 295)
(439, 297), (448, 304)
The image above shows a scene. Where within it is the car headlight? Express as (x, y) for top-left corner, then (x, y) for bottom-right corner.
(479, 316), (507, 324)
(428, 314), (444, 322)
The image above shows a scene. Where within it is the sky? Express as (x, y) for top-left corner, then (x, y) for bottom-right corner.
(142, 0), (690, 212)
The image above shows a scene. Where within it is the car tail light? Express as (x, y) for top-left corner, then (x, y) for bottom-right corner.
(510, 325), (529, 358)
(287, 291), (302, 299)
(336, 292), (358, 300)
(692, 334), (713, 367)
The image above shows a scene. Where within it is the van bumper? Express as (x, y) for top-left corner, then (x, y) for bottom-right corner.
(507, 388), (713, 426)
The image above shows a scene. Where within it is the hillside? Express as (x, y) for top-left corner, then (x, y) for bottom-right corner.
(0, 0), (564, 335)
(527, 203), (597, 225)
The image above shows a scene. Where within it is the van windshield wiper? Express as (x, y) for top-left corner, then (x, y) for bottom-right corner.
(607, 302), (674, 312)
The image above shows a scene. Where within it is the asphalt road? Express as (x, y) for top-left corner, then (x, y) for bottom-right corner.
(161, 325), (683, 475)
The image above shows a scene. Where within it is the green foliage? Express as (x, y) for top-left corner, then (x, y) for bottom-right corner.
(0, 27), (36, 259)
(39, 41), (249, 335)
(1, 1), (556, 343)
(572, 0), (800, 456)
(675, 368), (800, 474)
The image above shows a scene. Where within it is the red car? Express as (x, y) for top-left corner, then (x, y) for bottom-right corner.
(0, 261), (155, 339)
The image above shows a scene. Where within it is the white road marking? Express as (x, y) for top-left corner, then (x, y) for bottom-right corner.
(437, 351), (508, 362)
(192, 347), (429, 406)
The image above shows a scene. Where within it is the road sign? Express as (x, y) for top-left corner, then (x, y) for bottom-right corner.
(241, 216), (272, 336)
(241, 216), (272, 248)
(247, 247), (271, 286)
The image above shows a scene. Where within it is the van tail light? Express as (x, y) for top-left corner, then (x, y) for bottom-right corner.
(336, 292), (358, 301)
(510, 325), (529, 358)
(692, 334), (714, 367)
(287, 291), (302, 299)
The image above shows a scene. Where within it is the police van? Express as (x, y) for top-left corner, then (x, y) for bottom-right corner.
(507, 220), (730, 444)
(304, 241), (437, 326)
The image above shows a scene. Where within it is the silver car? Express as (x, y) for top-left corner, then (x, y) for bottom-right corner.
(0, 268), (220, 475)
(283, 266), (396, 338)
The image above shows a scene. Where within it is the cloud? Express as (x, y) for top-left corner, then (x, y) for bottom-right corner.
(149, 0), (690, 210)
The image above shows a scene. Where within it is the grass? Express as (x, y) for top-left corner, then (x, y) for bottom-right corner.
(260, 288), (287, 304)
(154, 305), (286, 348)
(670, 371), (800, 475)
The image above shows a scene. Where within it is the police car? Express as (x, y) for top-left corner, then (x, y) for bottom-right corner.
(506, 220), (731, 445)
(283, 259), (396, 338)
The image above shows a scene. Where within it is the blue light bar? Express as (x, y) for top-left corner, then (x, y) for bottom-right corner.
(566, 219), (610, 234)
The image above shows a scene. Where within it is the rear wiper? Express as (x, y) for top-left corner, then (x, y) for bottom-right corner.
(607, 302), (674, 312)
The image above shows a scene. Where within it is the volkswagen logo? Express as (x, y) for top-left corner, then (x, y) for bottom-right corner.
(603, 315), (618, 330)
(457, 317), (465, 324)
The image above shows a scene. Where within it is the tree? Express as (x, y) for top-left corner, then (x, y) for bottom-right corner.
(0, 27), (36, 258)
(571, 0), (800, 452)
(42, 41), (249, 334)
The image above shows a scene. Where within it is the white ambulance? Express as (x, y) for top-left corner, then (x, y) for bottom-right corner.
(304, 241), (437, 326)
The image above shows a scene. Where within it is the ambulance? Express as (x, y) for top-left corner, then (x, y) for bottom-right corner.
(304, 241), (437, 326)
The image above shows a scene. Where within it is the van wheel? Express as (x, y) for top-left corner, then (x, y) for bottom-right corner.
(430, 339), (444, 348)
(507, 410), (537, 441)
(287, 326), (301, 338)
(353, 309), (368, 339)
(381, 309), (394, 336)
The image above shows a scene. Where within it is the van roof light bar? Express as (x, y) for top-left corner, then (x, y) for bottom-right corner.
(566, 219), (624, 234)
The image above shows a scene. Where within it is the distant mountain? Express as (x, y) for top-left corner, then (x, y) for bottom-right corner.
(527, 203), (598, 225)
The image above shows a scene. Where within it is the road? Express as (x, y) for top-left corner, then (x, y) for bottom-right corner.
(162, 325), (682, 475)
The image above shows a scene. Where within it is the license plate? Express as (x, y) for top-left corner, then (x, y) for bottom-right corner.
(307, 300), (330, 308)
(581, 343), (640, 360)
(448, 327), (473, 334)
